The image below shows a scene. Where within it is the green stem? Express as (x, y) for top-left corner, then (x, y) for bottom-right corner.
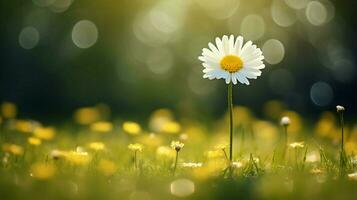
(340, 113), (344, 152)
(173, 151), (179, 176)
(134, 150), (137, 170)
(228, 82), (233, 162)
(339, 112), (346, 176)
(283, 126), (287, 161)
(222, 149), (229, 161)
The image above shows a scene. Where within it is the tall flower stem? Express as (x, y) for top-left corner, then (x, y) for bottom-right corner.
(173, 151), (179, 176)
(340, 112), (344, 153)
(228, 82), (233, 162)
(282, 126), (288, 160)
(134, 150), (138, 170)
(339, 112), (346, 176)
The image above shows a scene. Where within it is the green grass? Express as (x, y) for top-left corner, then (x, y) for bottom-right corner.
(0, 108), (357, 200)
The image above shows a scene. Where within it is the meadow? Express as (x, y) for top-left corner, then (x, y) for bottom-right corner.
(1, 101), (357, 200)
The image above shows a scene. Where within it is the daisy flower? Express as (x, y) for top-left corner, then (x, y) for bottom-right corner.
(199, 35), (264, 85)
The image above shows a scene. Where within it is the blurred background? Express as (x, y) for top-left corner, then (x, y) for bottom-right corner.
(1, 0), (356, 121)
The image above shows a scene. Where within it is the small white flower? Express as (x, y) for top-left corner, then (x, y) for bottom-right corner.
(182, 162), (202, 168)
(280, 116), (291, 126)
(336, 105), (345, 112)
(289, 142), (305, 149)
(231, 161), (243, 168)
(171, 141), (184, 151)
(199, 35), (265, 85)
(128, 143), (143, 152)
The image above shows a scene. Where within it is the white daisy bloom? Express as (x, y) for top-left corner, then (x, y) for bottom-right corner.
(199, 35), (265, 85)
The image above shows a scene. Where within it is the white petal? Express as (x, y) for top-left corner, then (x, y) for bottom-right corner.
(215, 37), (225, 56)
(243, 56), (264, 65)
(241, 50), (263, 62)
(239, 41), (252, 56)
(222, 35), (230, 55)
(202, 48), (220, 60)
(240, 45), (257, 58)
(236, 73), (250, 85)
(234, 36), (243, 56)
(232, 74), (237, 84)
(228, 35), (235, 55)
(241, 68), (262, 76)
(208, 42), (221, 56)
(200, 55), (220, 65)
(225, 74), (231, 84)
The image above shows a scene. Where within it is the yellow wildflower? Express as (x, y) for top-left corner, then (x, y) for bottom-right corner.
(65, 151), (91, 165)
(30, 163), (56, 180)
(74, 107), (100, 125)
(1, 102), (17, 118)
(88, 142), (106, 151)
(122, 121), (141, 135)
(2, 143), (24, 156)
(15, 119), (38, 133)
(90, 121), (113, 133)
(34, 127), (55, 140)
(28, 137), (42, 146)
(161, 121), (181, 134)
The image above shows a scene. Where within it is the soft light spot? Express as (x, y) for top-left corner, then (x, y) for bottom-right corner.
(306, 1), (327, 26)
(72, 20), (98, 49)
(284, 0), (308, 9)
(262, 39), (285, 64)
(19, 26), (40, 49)
(310, 82), (333, 106)
(1, 102), (17, 118)
(240, 14), (265, 41)
(49, 0), (73, 13)
(146, 48), (174, 75)
(194, 0), (240, 19)
(271, 0), (297, 27)
(170, 178), (195, 197)
(220, 55), (243, 73)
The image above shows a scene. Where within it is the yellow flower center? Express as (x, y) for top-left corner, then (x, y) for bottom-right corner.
(220, 55), (243, 73)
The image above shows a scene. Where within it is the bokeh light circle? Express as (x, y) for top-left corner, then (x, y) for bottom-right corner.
(49, 0), (73, 13)
(72, 20), (98, 49)
(332, 59), (356, 83)
(19, 26), (40, 50)
(271, 0), (297, 27)
(310, 81), (333, 106)
(194, 0), (240, 19)
(284, 0), (308, 10)
(262, 39), (285, 64)
(240, 14), (265, 41)
(170, 179), (195, 197)
(306, 1), (327, 26)
(146, 48), (174, 75)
